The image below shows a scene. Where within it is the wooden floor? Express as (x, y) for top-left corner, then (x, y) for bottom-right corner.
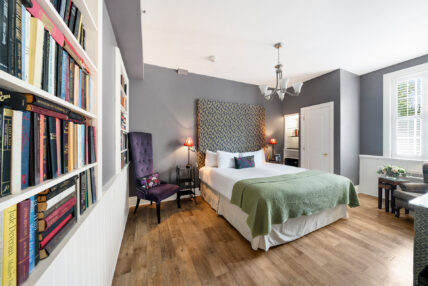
(112, 194), (414, 286)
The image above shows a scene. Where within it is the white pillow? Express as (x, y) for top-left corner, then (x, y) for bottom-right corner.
(205, 150), (218, 167)
(240, 151), (255, 158)
(253, 149), (266, 166)
(217, 151), (239, 168)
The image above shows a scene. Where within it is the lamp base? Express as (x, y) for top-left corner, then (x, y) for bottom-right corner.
(186, 164), (191, 169)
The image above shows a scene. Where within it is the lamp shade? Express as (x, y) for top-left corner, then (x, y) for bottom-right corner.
(292, 82), (303, 94)
(279, 77), (289, 90)
(184, 137), (194, 147)
(269, 138), (277, 145)
(259, 84), (268, 96)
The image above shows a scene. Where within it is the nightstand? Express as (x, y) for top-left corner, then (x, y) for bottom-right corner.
(176, 165), (198, 207)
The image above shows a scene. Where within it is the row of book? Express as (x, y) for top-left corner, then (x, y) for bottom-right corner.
(0, 0), (91, 112)
(121, 151), (128, 169)
(0, 168), (96, 285)
(0, 88), (97, 198)
(120, 130), (127, 152)
(50, 0), (86, 49)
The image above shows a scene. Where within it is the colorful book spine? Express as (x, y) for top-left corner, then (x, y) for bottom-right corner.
(61, 50), (67, 100)
(17, 199), (30, 285)
(38, 185), (75, 212)
(39, 218), (75, 260)
(78, 69), (82, 108)
(42, 196), (76, 230)
(90, 167), (96, 203)
(0, 210), (4, 283)
(56, 119), (61, 175)
(62, 120), (68, 174)
(21, 111), (31, 189)
(2, 205), (17, 286)
(0, 107), (13, 197)
(15, 0), (22, 79)
(39, 114), (45, 183)
(21, 4), (26, 80)
(0, 0), (8, 72)
(29, 196), (35, 273)
(8, 0), (16, 76)
(33, 197), (40, 266)
(11, 110), (23, 194)
(29, 113), (40, 186)
(40, 213), (72, 248)
(47, 117), (58, 178)
(23, 9), (30, 82)
(39, 207), (74, 239)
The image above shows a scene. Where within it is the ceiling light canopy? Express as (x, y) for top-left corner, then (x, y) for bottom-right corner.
(259, 43), (303, 101)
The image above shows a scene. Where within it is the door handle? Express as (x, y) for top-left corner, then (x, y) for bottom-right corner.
(323, 153), (328, 157)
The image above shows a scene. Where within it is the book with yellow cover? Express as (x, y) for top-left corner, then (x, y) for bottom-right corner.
(2, 205), (17, 286)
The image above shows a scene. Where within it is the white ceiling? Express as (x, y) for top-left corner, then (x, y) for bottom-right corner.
(141, 0), (428, 86)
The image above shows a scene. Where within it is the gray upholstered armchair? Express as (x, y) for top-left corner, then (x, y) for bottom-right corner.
(394, 163), (428, 218)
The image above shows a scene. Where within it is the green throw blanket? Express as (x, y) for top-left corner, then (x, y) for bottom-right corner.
(230, 170), (360, 238)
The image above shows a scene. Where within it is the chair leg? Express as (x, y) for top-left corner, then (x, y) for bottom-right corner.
(395, 207), (400, 218)
(134, 198), (141, 214)
(150, 200), (153, 205)
(405, 208), (409, 214)
(177, 193), (181, 208)
(156, 202), (161, 224)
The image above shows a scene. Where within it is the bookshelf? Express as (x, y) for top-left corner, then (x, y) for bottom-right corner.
(0, 0), (103, 284)
(115, 47), (129, 172)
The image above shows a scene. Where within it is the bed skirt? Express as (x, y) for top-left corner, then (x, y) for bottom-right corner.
(200, 181), (348, 251)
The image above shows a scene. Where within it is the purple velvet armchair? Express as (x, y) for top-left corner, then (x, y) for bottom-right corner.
(128, 132), (180, 223)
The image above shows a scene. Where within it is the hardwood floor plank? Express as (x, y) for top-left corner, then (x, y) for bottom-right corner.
(113, 195), (414, 286)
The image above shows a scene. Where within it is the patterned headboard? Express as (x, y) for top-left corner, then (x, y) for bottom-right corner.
(196, 99), (266, 168)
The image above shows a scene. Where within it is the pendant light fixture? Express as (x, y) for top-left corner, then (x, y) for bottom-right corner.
(259, 42), (303, 101)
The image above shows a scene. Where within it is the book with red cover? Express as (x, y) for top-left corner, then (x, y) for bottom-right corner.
(26, 105), (68, 121)
(40, 196), (76, 231)
(40, 213), (72, 248)
(39, 217), (76, 260)
(17, 199), (31, 285)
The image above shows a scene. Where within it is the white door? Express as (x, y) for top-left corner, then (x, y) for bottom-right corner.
(301, 102), (334, 173)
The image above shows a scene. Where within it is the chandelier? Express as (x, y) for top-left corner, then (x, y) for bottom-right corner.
(259, 42), (303, 101)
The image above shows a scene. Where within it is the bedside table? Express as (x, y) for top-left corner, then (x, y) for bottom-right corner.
(176, 166), (198, 207)
(268, 160), (284, 164)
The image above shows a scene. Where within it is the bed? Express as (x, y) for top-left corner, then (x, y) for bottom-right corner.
(196, 99), (359, 251)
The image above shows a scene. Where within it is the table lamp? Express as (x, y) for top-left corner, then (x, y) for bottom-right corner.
(269, 138), (277, 160)
(184, 137), (194, 168)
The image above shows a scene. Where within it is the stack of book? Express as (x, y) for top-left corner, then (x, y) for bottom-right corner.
(0, 168), (96, 285)
(0, 88), (96, 199)
(121, 151), (128, 169)
(120, 131), (127, 152)
(51, 0), (87, 49)
(0, 0), (91, 111)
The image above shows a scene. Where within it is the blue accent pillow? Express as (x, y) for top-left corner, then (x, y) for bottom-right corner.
(234, 155), (255, 169)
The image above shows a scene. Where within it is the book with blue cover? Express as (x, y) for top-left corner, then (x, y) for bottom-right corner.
(21, 111), (30, 189)
(61, 49), (68, 100)
(29, 196), (35, 273)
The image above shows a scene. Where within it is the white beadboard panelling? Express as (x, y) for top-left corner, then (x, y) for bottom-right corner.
(34, 166), (129, 286)
(359, 155), (427, 197)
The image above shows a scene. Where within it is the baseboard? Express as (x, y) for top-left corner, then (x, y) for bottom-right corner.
(128, 188), (200, 208)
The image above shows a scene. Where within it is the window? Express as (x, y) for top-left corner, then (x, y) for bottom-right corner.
(383, 63), (428, 160)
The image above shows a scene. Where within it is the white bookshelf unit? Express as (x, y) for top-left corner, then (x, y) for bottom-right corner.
(115, 47), (129, 173)
(0, 0), (104, 284)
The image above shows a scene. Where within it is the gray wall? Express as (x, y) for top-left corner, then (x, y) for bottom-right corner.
(102, 3), (118, 185)
(340, 70), (360, 183)
(283, 70), (342, 175)
(129, 64), (285, 187)
(360, 54), (428, 155)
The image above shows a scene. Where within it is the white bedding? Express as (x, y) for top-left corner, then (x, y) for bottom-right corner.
(199, 163), (305, 200)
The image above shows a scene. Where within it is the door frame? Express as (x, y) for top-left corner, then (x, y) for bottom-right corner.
(300, 101), (334, 173)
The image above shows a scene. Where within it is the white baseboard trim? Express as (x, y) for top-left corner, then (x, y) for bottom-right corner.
(128, 188), (200, 208)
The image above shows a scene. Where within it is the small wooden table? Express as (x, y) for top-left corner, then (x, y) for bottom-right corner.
(378, 176), (409, 212)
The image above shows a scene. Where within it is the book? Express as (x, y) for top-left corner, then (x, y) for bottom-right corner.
(39, 217), (75, 260)
(2, 205), (17, 286)
(62, 120), (68, 173)
(38, 176), (75, 202)
(40, 212), (72, 248)
(79, 171), (86, 214)
(24, 94), (69, 116)
(73, 8), (81, 38)
(0, 210), (3, 283)
(41, 30), (48, 91)
(68, 3), (76, 33)
(17, 199), (30, 285)
(47, 116), (58, 178)
(7, 0), (16, 76)
(73, 63), (78, 106)
(38, 185), (75, 212)
(68, 122), (73, 171)
(0, 107), (12, 197)
(90, 167), (96, 203)
(49, 35), (56, 94)
(11, 110), (22, 194)
(38, 193), (74, 220)
(21, 111), (31, 189)
(69, 58), (74, 103)
(61, 49), (68, 101)
(33, 197), (39, 266)
(56, 118), (61, 175)
(21, 4), (25, 80)
(39, 196), (76, 232)
(29, 196), (35, 273)
(0, 88), (27, 110)
(28, 17), (44, 88)
(25, 104), (68, 121)
(15, 0), (22, 79)
(64, 0), (71, 24)
(0, 0), (8, 72)
(23, 9), (30, 82)
(29, 112), (40, 186)
(59, 0), (66, 19)
(40, 114), (47, 182)
(39, 206), (74, 239)
(86, 170), (91, 207)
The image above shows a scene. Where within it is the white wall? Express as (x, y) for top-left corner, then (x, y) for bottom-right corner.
(35, 167), (129, 286)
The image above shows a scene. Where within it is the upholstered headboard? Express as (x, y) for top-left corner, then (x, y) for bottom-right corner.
(196, 99), (266, 168)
